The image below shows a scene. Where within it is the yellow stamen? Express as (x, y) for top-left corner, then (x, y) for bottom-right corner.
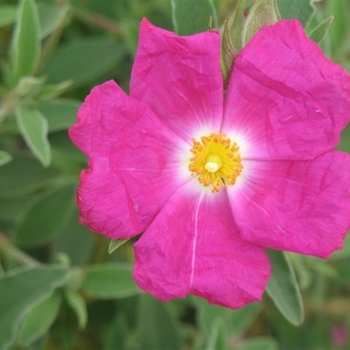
(188, 133), (243, 193)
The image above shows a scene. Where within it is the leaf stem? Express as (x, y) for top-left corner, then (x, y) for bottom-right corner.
(72, 8), (123, 36)
(0, 234), (41, 267)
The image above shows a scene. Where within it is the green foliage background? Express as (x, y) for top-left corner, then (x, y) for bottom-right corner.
(0, 0), (350, 349)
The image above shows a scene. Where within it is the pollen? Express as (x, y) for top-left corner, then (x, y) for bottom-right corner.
(188, 133), (243, 193)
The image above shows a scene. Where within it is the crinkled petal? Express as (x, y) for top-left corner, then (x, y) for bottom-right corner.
(133, 182), (271, 309)
(230, 151), (350, 258)
(130, 18), (223, 141)
(223, 20), (350, 160)
(68, 80), (186, 239)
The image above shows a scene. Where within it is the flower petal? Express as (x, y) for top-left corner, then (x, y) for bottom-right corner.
(224, 20), (350, 160)
(133, 183), (271, 309)
(69, 80), (186, 239)
(130, 18), (223, 141)
(230, 151), (350, 258)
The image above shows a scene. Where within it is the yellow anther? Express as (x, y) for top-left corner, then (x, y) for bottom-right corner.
(188, 133), (243, 193)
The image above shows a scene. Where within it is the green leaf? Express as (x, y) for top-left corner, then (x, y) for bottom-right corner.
(81, 263), (140, 299)
(49, 131), (86, 175)
(325, 0), (350, 54)
(0, 155), (59, 199)
(330, 233), (350, 260)
(221, 19), (237, 88)
(108, 238), (129, 254)
(38, 2), (70, 39)
(0, 151), (12, 167)
(309, 258), (337, 278)
(38, 98), (80, 132)
(277, 0), (315, 26)
(15, 108), (51, 167)
(193, 299), (231, 348)
(137, 294), (182, 350)
(0, 5), (17, 28)
(204, 316), (230, 350)
(266, 250), (304, 326)
(0, 194), (33, 224)
(104, 313), (129, 350)
(0, 266), (68, 350)
(38, 81), (72, 101)
(42, 37), (124, 89)
(15, 183), (76, 247)
(18, 292), (61, 346)
(337, 257), (350, 283)
(15, 76), (46, 98)
(238, 337), (278, 350)
(339, 123), (350, 153)
(192, 296), (261, 348)
(52, 208), (94, 267)
(65, 289), (87, 329)
(171, 0), (217, 35)
(230, 303), (262, 336)
(287, 254), (312, 290)
(308, 16), (333, 44)
(11, 0), (41, 81)
(243, 0), (281, 45)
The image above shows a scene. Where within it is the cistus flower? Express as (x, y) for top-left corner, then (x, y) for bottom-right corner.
(69, 18), (350, 309)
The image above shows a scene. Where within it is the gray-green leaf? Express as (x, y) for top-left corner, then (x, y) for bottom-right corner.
(309, 16), (333, 44)
(238, 336), (279, 350)
(108, 238), (129, 254)
(38, 98), (80, 132)
(192, 296), (261, 348)
(11, 0), (41, 82)
(81, 263), (140, 299)
(0, 266), (68, 350)
(15, 183), (76, 247)
(38, 2), (70, 39)
(15, 108), (51, 167)
(221, 19), (237, 88)
(0, 155), (59, 199)
(242, 0), (280, 46)
(0, 151), (12, 167)
(65, 289), (87, 329)
(42, 37), (124, 89)
(266, 250), (304, 326)
(277, 0), (315, 26)
(137, 294), (182, 350)
(18, 292), (61, 346)
(171, 0), (217, 35)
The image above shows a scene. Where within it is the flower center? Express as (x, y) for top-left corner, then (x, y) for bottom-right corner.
(188, 133), (243, 193)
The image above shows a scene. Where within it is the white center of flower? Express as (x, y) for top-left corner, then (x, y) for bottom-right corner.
(205, 161), (220, 173)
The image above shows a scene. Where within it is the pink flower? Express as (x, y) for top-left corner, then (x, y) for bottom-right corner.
(332, 324), (348, 347)
(69, 18), (350, 309)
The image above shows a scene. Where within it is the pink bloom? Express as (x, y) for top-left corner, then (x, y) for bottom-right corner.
(332, 324), (348, 347)
(69, 19), (350, 309)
